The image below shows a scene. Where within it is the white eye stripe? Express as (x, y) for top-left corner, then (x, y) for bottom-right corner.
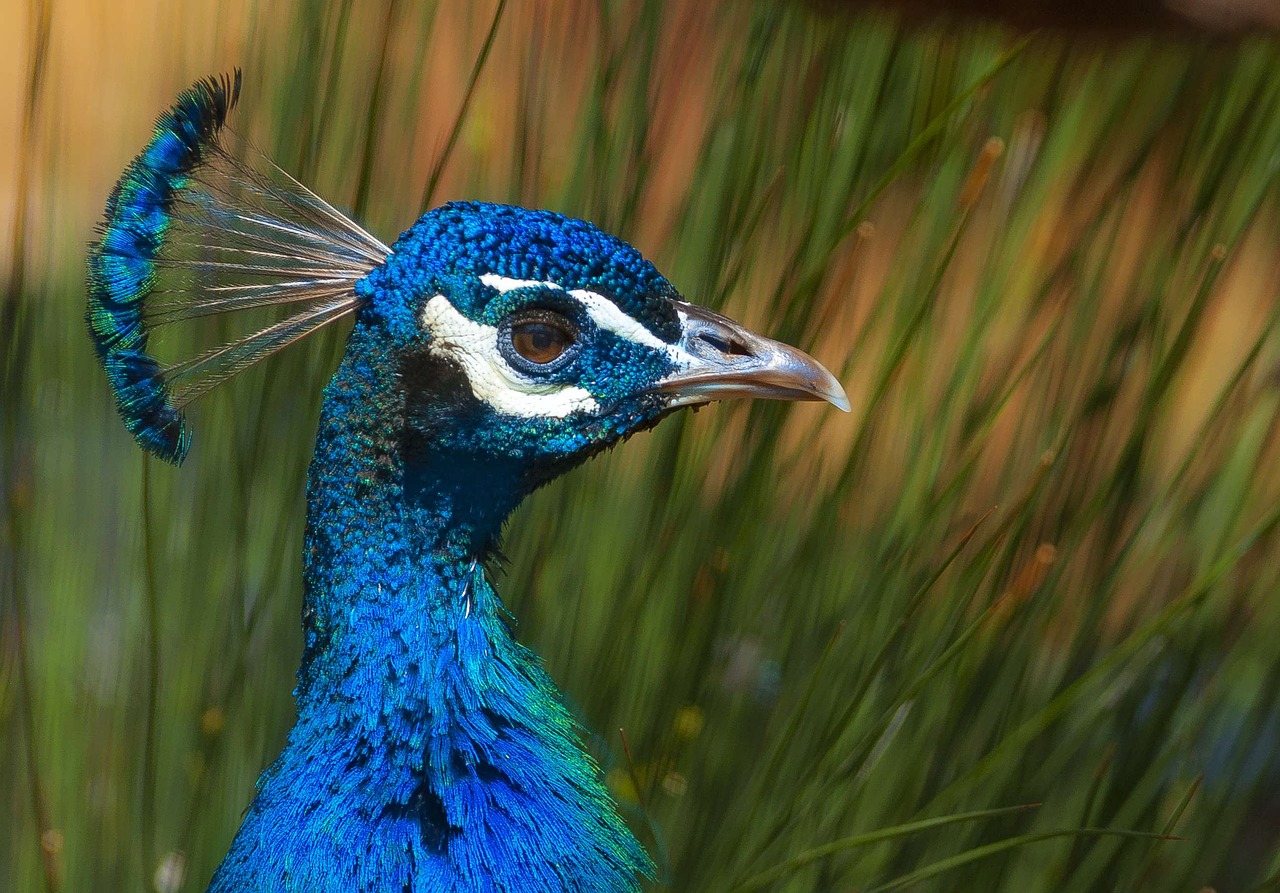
(566, 289), (672, 354)
(477, 273), (690, 363)
(420, 294), (598, 419)
(479, 273), (553, 293)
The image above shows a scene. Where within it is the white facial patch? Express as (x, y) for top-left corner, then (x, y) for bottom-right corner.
(567, 289), (672, 353)
(477, 273), (693, 367)
(419, 294), (599, 418)
(479, 273), (552, 294)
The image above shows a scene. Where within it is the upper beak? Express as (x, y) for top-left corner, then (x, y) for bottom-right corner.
(654, 302), (850, 412)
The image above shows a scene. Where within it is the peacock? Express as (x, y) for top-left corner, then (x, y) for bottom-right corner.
(87, 72), (848, 892)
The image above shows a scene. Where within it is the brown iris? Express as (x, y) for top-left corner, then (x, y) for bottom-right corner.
(510, 318), (574, 365)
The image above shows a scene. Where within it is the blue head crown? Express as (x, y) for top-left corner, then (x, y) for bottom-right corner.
(354, 203), (695, 478)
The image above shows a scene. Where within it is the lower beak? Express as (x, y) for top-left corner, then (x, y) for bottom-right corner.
(655, 302), (850, 411)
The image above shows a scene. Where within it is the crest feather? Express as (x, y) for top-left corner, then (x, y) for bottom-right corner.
(87, 70), (389, 464)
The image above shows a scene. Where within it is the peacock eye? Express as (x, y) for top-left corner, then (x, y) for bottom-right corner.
(511, 321), (570, 364)
(501, 310), (578, 371)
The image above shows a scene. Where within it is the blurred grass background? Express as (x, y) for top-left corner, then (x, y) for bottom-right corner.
(5, 1), (1280, 891)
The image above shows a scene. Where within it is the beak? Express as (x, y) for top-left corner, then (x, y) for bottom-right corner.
(655, 302), (850, 411)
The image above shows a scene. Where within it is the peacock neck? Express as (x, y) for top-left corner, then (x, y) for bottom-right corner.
(297, 349), (524, 717)
(211, 312), (650, 892)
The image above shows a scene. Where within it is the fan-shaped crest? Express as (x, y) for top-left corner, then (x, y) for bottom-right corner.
(87, 70), (389, 464)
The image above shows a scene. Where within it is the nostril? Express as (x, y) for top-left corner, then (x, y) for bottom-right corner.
(697, 331), (752, 357)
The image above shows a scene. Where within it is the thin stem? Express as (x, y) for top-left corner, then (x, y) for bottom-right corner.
(352, 0), (401, 221)
(5, 2), (56, 890)
(417, 0), (509, 213)
(140, 458), (162, 877)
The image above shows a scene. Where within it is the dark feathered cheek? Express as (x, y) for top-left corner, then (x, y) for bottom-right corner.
(475, 285), (583, 326)
(571, 335), (675, 409)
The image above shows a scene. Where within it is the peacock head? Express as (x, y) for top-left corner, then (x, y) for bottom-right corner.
(86, 73), (846, 476)
(355, 202), (848, 482)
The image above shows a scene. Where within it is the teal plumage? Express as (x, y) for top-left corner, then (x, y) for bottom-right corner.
(86, 72), (242, 462)
(87, 73), (848, 892)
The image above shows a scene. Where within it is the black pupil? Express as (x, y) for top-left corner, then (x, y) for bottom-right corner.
(529, 326), (556, 351)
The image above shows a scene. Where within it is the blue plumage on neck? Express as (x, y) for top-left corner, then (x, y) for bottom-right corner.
(210, 308), (651, 892)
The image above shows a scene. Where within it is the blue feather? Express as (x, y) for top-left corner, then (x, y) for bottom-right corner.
(101, 349), (191, 462)
(86, 73), (240, 464)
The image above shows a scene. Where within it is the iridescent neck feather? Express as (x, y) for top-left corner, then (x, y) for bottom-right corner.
(209, 308), (651, 891)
